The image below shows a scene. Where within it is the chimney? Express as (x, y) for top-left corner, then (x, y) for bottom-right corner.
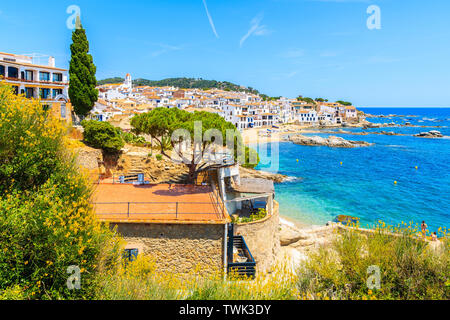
(48, 56), (55, 68)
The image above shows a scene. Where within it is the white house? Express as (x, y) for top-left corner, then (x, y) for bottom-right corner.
(345, 106), (357, 119)
(296, 110), (318, 125)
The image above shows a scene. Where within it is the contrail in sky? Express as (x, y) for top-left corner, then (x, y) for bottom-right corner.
(202, 0), (219, 38)
(240, 14), (269, 47)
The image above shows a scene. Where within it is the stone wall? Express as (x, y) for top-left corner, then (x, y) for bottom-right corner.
(234, 201), (280, 273)
(75, 146), (103, 170)
(112, 222), (226, 275)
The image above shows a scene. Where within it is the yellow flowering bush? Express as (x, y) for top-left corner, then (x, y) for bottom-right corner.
(296, 222), (449, 300)
(0, 83), (121, 299)
(99, 255), (299, 300)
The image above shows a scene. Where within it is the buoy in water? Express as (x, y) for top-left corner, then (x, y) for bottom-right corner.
(415, 166), (418, 170)
(297, 159), (299, 163)
(394, 181), (398, 185)
(340, 162), (343, 166)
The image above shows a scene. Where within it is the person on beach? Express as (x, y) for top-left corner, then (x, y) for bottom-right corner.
(421, 221), (428, 237)
(431, 232), (438, 242)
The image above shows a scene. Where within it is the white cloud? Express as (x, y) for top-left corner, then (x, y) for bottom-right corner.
(240, 14), (270, 47)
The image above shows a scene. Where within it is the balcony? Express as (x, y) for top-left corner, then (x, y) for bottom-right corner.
(4, 77), (68, 86)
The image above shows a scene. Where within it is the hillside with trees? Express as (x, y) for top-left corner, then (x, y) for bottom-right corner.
(98, 77), (260, 95)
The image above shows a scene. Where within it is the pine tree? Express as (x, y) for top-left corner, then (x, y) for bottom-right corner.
(69, 16), (98, 117)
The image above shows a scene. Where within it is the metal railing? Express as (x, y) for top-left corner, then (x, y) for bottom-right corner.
(96, 173), (148, 185)
(94, 201), (225, 220)
(4, 77), (68, 86)
(210, 180), (226, 218)
(227, 235), (256, 279)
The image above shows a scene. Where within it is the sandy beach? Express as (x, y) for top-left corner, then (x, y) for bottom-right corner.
(242, 125), (323, 145)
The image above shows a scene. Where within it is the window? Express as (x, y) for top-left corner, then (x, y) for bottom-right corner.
(53, 89), (63, 98)
(123, 249), (138, 262)
(7, 67), (18, 79)
(25, 87), (34, 99)
(0, 65), (4, 77)
(39, 72), (50, 81)
(60, 103), (66, 118)
(24, 70), (33, 81)
(12, 86), (18, 95)
(42, 104), (51, 112)
(39, 88), (51, 99)
(53, 73), (63, 82)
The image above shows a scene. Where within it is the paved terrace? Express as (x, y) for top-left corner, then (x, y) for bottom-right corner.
(93, 183), (228, 224)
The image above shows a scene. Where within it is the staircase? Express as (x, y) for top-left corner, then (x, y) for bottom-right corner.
(227, 235), (256, 279)
(166, 173), (190, 184)
(129, 157), (144, 175)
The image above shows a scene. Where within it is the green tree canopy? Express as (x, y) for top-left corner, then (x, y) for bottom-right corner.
(297, 96), (316, 104)
(81, 120), (124, 153)
(69, 17), (98, 117)
(131, 108), (259, 181)
(336, 100), (353, 106)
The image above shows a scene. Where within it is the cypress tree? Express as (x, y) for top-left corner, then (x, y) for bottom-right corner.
(69, 16), (98, 117)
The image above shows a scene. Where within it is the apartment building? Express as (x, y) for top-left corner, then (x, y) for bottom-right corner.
(296, 110), (318, 125)
(0, 52), (71, 123)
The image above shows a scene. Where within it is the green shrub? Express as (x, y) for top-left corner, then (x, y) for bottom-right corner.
(0, 87), (65, 193)
(232, 209), (267, 224)
(0, 83), (122, 299)
(297, 223), (449, 300)
(156, 154), (163, 161)
(121, 131), (147, 146)
(81, 120), (124, 153)
(241, 146), (260, 169)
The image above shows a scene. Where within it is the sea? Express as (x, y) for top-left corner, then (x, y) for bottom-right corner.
(254, 108), (450, 233)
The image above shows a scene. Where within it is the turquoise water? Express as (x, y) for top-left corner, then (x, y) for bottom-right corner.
(255, 108), (450, 233)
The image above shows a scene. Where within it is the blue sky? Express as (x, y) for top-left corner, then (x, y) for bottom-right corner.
(1, 0), (450, 107)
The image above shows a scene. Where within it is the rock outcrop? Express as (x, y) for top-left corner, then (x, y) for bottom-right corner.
(239, 167), (289, 183)
(279, 221), (309, 246)
(362, 122), (384, 129)
(290, 134), (373, 148)
(414, 130), (444, 138)
(278, 218), (339, 268)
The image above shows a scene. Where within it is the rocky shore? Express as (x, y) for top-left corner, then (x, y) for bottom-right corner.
(289, 134), (373, 148)
(364, 113), (418, 119)
(277, 217), (338, 266)
(322, 129), (406, 137)
(362, 121), (444, 129)
(239, 167), (290, 183)
(413, 130), (444, 138)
